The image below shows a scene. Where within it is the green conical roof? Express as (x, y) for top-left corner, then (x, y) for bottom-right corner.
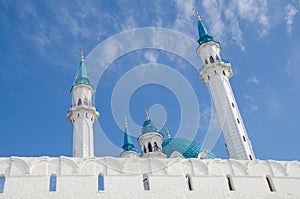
(122, 126), (136, 152)
(74, 57), (91, 86)
(196, 15), (217, 45)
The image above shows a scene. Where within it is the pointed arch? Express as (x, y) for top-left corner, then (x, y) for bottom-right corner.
(98, 174), (104, 191)
(78, 98), (82, 106)
(0, 175), (5, 193)
(49, 174), (57, 192)
(154, 142), (159, 151)
(148, 142), (152, 152)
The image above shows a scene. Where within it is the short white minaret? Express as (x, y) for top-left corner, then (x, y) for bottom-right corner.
(194, 10), (255, 160)
(138, 108), (166, 158)
(67, 50), (99, 158)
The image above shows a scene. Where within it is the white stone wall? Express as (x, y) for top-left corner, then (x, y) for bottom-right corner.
(0, 157), (299, 199)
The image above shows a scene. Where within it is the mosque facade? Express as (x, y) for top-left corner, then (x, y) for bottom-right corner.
(0, 12), (299, 199)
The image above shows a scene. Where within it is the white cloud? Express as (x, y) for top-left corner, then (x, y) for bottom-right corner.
(202, 0), (225, 42)
(243, 94), (255, 101)
(285, 3), (298, 35)
(202, 0), (270, 51)
(173, 0), (195, 35)
(144, 51), (159, 63)
(247, 76), (260, 85)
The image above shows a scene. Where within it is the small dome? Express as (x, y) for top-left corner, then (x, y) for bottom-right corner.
(141, 119), (158, 134)
(162, 138), (216, 159)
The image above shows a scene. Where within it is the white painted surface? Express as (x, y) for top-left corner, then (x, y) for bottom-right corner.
(138, 132), (166, 158)
(67, 85), (99, 158)
(197, 41), (255, 160)
(0, 157), (299, 199)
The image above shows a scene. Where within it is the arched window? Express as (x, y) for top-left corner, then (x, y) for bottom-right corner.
(209, 56), (214, 63)
(154, 142), (158, 151)
(223, 70), (226, 76)
(205, 59), (208, 64)
(78, 98), (82, 106)
(186, 175), (193, 191)
(143, 174), (150, 190)
(84, 98), (88, 105)
(0, 176), (5, 193)
(266, 176), (275, 192)
(226, 175), (234, 191)
(143, 146), (147, 154)
(216, 55), (220, 61)
(49, 175), (57, 192)
(148, 142), (152, 152)
(98, 174), (104, 191)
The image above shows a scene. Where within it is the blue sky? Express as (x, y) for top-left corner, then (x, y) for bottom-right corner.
(0, 0), (300, 161)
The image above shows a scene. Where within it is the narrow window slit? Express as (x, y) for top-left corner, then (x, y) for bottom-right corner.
(148, 142), (152, 152)
(143, 175), (150, 190)
(98, 175), (104, 191)
(227, 175), (234, 191)
(0, 176), (5, 193)
(266, 176), (275, 192)
(49, 175), (56, 192)
(243, 136), (246, 142)
(186, 175), (193, 191)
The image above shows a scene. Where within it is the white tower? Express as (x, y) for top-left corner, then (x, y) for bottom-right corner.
(138, 108), (166, 158)
(194, 11), (255, 160)
(67, 51), (99, 158)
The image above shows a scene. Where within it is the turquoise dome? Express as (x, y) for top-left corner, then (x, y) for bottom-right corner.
(141, 119), (158, 134)
(162, 138), (216, 159)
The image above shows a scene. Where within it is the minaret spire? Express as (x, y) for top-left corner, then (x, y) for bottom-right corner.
(144, 107), (150, 120)
(163, 125), (171, 139)
(74, 48), (92, 88)
(193, 7), (216, 45)
(192, 7), (201, 20)
(195, 14), (255, 160)
(120, 115), (138, 158)
(80, 47), (84, 61)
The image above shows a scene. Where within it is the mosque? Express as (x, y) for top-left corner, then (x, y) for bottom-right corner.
(0, 11), (299, 199)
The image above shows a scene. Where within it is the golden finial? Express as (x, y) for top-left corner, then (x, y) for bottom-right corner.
(79, 47), (84, 61)
(124, 115), (128, 128)
(144, 107), (150, 120)
(163, 125), (171, 139)
(192, 7), (201, 20)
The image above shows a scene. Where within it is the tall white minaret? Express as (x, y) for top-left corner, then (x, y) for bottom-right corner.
(194, 9), (255, 160)
(67, 50), (99, 158)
